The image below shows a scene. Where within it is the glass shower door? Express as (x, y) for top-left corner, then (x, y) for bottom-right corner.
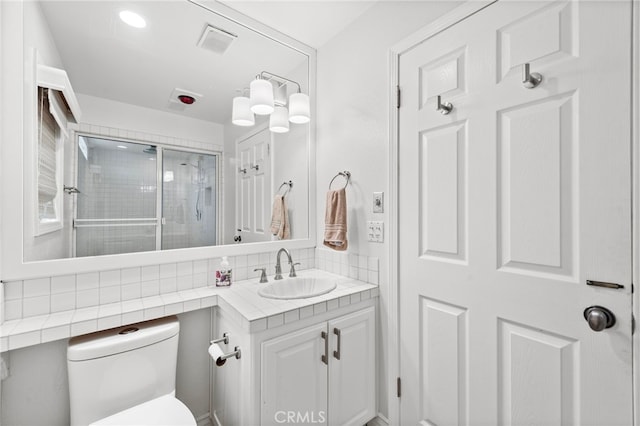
(161, 149), (217, 250)
(75, 136), (159, 257)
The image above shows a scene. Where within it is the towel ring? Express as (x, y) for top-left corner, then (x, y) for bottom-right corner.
(278, 180), (293, 195)
(329, 171), (351, 190)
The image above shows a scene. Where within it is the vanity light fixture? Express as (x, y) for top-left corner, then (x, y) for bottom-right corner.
(270, 106), (290, 133)
(119, 10), (146, 28)
(249, 78), (275, 115)
(233, 71), (311, 133)
(232, 89), (255, 127)
(288, 92), (310, 124)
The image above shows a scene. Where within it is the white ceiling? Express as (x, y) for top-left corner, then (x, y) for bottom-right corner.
(38, 1), (310, 124)
(217, 1), (377, 48)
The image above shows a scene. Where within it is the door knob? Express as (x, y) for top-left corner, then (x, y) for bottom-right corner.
(583, 306), (616, 332)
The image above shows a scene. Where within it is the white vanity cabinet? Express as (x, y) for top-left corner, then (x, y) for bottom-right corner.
(261, 322), (328, 425)
(211, 298), (377, 426)
(261, 306), (376, 426)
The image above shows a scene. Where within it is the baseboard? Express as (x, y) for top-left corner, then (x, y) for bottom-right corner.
(196, 412), (213, 426)
(211, 410), (223, 426)
(367, 414), (390, 426)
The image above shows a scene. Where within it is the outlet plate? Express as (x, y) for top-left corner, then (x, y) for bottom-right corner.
(373, 192), (384, 213)
(367, 221), (384, 243)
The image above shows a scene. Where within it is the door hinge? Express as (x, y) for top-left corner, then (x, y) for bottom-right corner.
(396, 86), (401, 109)
(397, 377), (401, 398)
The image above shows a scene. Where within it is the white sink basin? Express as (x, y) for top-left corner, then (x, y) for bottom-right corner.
(258, 277), (337, 300)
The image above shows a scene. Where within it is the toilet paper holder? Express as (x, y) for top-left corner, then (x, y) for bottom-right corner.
(210, 332), (230, 346)
(219, 346), (242, 363)
(209, 333), (242, 366)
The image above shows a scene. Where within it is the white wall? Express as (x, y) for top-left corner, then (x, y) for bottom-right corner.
(315, 1), (463, 418)
(22, 1), (69, 262)
(0, 309), (212, 425)
(77, 94), (224, 148)
(24, 1), (63, 69)
(176, 308), (213, 421)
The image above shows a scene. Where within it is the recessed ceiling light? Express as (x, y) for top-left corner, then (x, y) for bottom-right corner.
(119, 10), (146, 29)
(116, 145), (127, 149)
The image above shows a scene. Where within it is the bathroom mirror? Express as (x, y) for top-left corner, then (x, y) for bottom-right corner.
(1, 0), (316, 279)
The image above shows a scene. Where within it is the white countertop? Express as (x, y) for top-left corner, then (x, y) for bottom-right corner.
(0, 269), (378, 352)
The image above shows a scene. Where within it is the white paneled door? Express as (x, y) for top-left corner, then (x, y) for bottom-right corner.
(398, 1), (633, 425)
(237, 127), (272, 243)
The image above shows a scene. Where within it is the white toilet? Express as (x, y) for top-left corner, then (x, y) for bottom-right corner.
(67, 315), (197, 426)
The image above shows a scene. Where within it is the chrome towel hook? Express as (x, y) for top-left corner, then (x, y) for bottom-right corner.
(436, 95), (453, 115)
(522, 63), (542, 89)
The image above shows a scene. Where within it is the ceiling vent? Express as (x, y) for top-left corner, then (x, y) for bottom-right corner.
(197, 25), (237, 55)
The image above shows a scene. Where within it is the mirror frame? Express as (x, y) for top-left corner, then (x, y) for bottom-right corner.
(0, 0), (317, 281)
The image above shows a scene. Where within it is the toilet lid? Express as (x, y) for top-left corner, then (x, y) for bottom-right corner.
(91, 394), (196, 426)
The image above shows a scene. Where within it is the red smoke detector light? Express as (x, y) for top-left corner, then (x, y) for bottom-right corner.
(178, 95), (196, 105)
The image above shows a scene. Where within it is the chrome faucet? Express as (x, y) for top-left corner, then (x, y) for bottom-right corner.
(274, 248), (299, 280)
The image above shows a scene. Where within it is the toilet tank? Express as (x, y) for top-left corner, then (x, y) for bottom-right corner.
(67, 316), (180, 426)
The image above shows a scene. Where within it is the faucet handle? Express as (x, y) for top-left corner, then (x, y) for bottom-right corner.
(274, 264), (283, 280)
(289, 262), (301, 278)
(254, 268), (268, 283)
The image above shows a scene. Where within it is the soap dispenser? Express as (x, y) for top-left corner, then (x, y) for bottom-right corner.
(216, 256), (232, 287)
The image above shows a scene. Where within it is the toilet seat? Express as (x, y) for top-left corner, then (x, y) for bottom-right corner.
(91, 394), (196, 425)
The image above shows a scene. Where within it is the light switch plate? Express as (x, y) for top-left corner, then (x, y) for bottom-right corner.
(373, 192), (384, 213)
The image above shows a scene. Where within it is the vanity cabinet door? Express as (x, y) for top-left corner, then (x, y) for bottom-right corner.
(261, 322), (328, 426)
(328, 306), (376, 426)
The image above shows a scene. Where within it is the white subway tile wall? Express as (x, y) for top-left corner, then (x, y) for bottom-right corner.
(315, 247), (379, 284)
(2, 247), (380, 323)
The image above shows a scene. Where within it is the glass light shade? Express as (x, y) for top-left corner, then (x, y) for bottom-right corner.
(250, 79), (274, 115)
(288, 92), (310, 124)
(270, 106), (290, 133)
(232, 96), (255, 126)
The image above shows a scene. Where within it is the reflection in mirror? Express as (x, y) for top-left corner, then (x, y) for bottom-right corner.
(74, 136), (219, 257)
(22, 0), (311, 263)
(162, 149), (218, 250)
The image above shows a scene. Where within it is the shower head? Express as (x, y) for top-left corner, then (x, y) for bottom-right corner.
(143, 145), (157, 154)
(180, 162), (198, 168)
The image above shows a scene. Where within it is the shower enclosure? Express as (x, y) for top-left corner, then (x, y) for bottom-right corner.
(74, 136), (218, 257)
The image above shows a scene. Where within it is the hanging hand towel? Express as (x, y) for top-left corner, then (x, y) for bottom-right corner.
(323, 188), (348, 251)
(270, 194), (290, 240)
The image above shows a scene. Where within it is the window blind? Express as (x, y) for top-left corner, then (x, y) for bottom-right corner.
(38, 88), (59, 203)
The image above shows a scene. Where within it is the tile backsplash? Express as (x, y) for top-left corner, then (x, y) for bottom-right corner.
(1, 248), (379, 323)
(315, 247), (379, 285)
